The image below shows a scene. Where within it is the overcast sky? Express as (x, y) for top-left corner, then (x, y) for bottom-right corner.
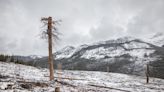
(0, 0), (164, 56)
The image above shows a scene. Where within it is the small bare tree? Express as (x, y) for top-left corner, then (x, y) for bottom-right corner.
(41, 16), (61, 81)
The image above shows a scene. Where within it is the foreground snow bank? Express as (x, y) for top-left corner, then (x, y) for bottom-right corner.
(0, 62), (164, 92)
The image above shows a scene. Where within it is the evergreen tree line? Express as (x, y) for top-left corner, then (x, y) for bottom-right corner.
(0, 54), (32, 66)
(0, 54), (10, 62)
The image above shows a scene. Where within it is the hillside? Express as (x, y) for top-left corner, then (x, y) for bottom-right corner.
(0, 62), (164, 92)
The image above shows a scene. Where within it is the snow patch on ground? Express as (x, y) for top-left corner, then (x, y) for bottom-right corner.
(0, 62), (164, 92)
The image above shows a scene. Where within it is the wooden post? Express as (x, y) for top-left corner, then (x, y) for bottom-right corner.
(55, 63), (62, 92)
(146, 64), (149, 83)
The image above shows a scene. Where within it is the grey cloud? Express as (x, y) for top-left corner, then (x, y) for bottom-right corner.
(89, 0), (164, 40)
(0, 0), (164, 55)
(126, 0), (164, 38)
(89, 17), (125, 41)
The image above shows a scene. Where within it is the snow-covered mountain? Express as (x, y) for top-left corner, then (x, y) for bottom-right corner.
(54, 36), (156, 60)
(81, 37), (154, 60)
(31, 36), (162, 78)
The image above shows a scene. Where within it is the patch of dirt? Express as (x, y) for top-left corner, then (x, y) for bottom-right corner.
(18, 81), (49, 89)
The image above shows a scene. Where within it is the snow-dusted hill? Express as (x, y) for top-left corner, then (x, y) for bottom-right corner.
(51, 37), (162, 75)
(0, 62), (164, 92)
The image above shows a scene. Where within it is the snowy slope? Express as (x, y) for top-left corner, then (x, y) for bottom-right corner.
(0, 62), (164, 92)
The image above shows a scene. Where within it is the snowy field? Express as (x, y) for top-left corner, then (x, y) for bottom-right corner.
(0, 62), (164, 92)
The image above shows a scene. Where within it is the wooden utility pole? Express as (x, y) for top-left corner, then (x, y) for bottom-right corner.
(107, 66), (109, 72)
(146, 64), (149, 83)
(41, 16), (54, 81)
